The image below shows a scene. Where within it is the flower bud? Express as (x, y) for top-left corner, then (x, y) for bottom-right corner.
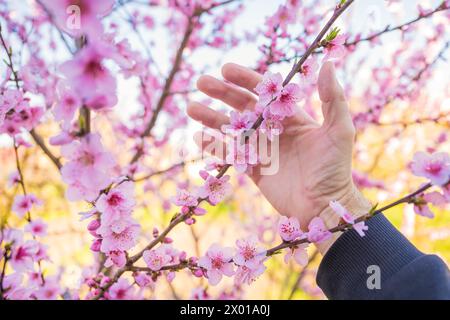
(152, 227), (159, 238)
(193, 269), (204, 277)
(87, 219), (100, 231)
(90, 239), (102, 252)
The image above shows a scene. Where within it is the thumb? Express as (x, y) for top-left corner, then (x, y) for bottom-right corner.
(318, 61), (354, 135)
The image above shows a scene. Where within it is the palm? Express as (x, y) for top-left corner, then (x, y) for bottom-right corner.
(188, 62), (355, 228)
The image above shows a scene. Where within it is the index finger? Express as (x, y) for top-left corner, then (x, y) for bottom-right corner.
(221, 63), (263, 94)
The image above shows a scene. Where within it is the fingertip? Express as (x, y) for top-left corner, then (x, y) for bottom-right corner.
(186, 101), (202, 119)
(196, 75), (214, 92)
(321, 61), (335, 74)
(221, 63), (262, 93)
(318, 61), (345, 103)
(221, 63), (237, 79)
(186, 101), (195, 117)
(222, 63), (248, 82)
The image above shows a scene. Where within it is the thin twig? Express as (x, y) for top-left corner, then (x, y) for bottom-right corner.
(129, 0), (241, 164)
(0, 24), (62, 170)
(346, 1), (449, 46)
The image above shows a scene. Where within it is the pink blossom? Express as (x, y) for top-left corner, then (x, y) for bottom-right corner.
(198, 244), (235, 286)
(233, 236), (266, 269)
(143, 246), (172, 271)
(7, 171), (21, 188)
(413, 203), (434, 219)
(25, 219), (48, 237)
(133, 272), (155, 289)
(234, 264), (266, 286)
(328, 200), (369, 237)
(260, 108), (284, 141)
(0, 90), (43, 136)
(283, 244), (309, 266)
(84, 92), (118, 111)
(423, 191), (447, 207)
(323, 34), (347, 61)
(329, 200), (355, 224)
(443, 184), (450, 202)
(53, 85), (81, 123)
(197, 173), (232, 205)
(298, 57), (319, 84)
(3, 273), (32, 300)
(278, 216), (303, 241)
(108, 278), (135, 300)
(411, 151), (450, 186)
(34, 277), (61, 300)
(172, 188), (198, 207)
(353, 222), (369, 237)
(225, 142), (258, 173)
(61, 133), (115, 201)
(105, 250), (127, 268)
(159, 244), (181, 265)
(221, 111), (257, 135)
(191, 287), (210, 300)
(254, 72), (283, 105)
(96, 181), (136, 224)
(49, 131), (75, 146)
(306, 217), (332, 243)
(90, 239), (101, 252)
(98, 218), (140, 253)
(270, 83), (303, 118)
(271, 5), (297, 32)
(10, 240), (39, 272)
(166, 271), (176, 282)
(59, 42), (117, 108)
(204, 158), (226, 172)
(28, 271), (44, 286)
(15, 135), (33, 148)
(352, 171), (385, 190)
(41, 0), (115, 39)
(113, 39), (146, 78)
(34, 243), (49, 262)
(12, 194), (43, 218)
(0, 88), (22, 115)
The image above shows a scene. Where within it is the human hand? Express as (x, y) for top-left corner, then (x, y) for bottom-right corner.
(188, 62), (371, 252)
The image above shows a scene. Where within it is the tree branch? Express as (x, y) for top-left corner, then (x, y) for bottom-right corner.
(129, 0), (241, 164)
(92, 0), (355, 300)
(129, 17), (196, 164)
(0, 24), (62, 171)
(346, 1), (449, 46)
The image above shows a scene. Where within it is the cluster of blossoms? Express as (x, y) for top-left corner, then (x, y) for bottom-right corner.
(0, 89), (43, 136)
(196, 237), (266, 286)
(89, 181), (140, 269)
(60, 133), (115, 201)
(186, 197), (371, 288)
(0, 218), (57, 299)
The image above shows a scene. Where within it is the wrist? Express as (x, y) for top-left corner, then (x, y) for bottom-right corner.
(314, 183), (372, 255)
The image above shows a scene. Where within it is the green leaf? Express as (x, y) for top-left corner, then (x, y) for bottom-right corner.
(78, 113), (86, 131)
(369, 203), (379, 216)
(325, 27), (341, 42)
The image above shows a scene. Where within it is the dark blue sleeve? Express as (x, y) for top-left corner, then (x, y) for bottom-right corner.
(316, 214), (450, 300)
